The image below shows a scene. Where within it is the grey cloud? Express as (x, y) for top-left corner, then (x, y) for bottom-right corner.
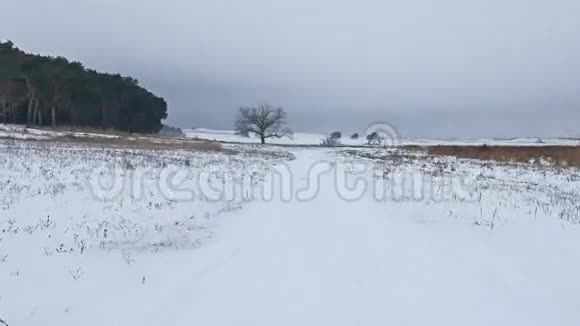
(2, 0), (579, 138)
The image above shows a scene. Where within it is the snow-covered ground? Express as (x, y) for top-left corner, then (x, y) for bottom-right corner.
(3, 124), (578, 146)
(0, 124), (123, 141)
(1, 133), (580, 325)
(185, 128), (580, 146)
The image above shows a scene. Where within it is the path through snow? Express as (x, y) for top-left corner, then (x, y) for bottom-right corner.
(147, 149), (580, 325)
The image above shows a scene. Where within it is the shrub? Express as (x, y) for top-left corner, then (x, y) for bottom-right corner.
(157, 125), (185, 138)
(366, 132), (383, 145)
(321, 136), (341, 146)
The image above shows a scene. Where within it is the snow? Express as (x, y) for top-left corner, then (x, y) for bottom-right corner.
(2, 124), (578, 146)
(185, 128), (580, 147)
(186, 128), (334, 145)
(0, 124), (119, 141)
(1, 135), (580, 325)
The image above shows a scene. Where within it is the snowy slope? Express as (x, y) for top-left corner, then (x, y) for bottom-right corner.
(1, 139), (580, 325)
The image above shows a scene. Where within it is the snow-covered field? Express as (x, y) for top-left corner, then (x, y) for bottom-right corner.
(1, 128), (580, 325)
(185, 127), (580, 147)
(0, 124), (122, 141)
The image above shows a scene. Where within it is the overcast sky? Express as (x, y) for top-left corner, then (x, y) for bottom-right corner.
(2, 0), (580, 138)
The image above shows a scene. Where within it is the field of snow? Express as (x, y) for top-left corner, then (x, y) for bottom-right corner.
(3, 124), (578, 147)
(185, 128), (580, 147)
(1, 132), (580, 325)
(0, 124), (123, 141)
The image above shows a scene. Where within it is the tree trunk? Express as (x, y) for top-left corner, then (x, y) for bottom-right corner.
(26, 90), (35, 126)
(24, 78), (35, 126)
(51, 104), (56, 128)
(260, 134), (265, 144)
(33, 98), (41, 125)
(31, 102), (36, 125)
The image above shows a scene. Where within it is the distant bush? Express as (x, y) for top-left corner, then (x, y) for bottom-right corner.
(321, 136), (341, 146)
(321, 131), (342, 146)
(157, 125), (184, 138)
(351, 133), (359, 139)
(366, 132), (383, 145)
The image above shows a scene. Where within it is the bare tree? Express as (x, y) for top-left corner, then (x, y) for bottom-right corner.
(234, 104), (292, 144)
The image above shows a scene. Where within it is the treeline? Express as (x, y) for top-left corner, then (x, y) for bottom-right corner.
(0, 40), (167, 133)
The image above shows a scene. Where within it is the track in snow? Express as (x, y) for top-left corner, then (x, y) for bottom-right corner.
(147, 149), (580, 326)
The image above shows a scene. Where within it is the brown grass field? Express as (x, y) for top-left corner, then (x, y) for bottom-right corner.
(426, 145), (580, 167)
(51, 134), (223, 152)
(0, 134), (222, 152)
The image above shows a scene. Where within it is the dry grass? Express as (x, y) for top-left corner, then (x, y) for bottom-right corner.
(0, 134), (222, 153)
(27, 125), (131, 137)
(427, 145), (580, 167)
(50, 134), (223, 152)
(1, 125), (223, 152)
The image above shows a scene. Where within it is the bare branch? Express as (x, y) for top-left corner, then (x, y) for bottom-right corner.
(234, 104), (292, 144)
